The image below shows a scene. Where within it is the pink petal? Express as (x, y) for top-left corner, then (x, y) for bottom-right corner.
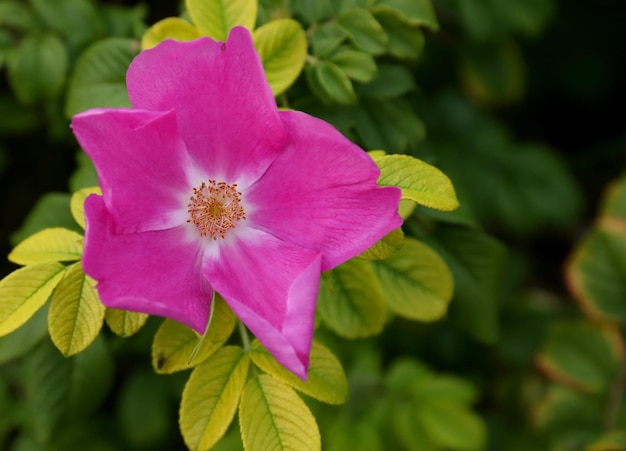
(248, 110), (402, 271)
(83, 195), (212, 333)
(71, 108), (192, 234)
(126, 27), (286, 186)
(202, 229), (321, 379)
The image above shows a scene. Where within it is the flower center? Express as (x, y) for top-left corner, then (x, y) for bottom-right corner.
(187, 180), (246, 240)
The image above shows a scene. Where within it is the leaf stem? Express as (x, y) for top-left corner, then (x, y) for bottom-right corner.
(238, 319), (251, 351)
(187, 291), (215, 364)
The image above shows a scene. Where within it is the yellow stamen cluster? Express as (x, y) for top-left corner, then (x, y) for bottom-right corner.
(187, 180), (246, 240)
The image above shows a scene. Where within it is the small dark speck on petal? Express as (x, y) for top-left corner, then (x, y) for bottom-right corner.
(221, 42), (226, 51)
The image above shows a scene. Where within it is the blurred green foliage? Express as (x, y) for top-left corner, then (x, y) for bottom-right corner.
(1, 0), (626, 450)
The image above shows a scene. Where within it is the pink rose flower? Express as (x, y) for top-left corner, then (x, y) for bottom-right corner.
(71, 26), (401, 379)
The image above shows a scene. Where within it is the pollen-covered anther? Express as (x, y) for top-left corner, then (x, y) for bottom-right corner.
(187, 180), (246, 239)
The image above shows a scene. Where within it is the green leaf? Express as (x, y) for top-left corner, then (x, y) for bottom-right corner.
(65, 38), (138, 117)
(105, 308), (148, 337)
(70, 186), (101, 230)
(151, 295), (236, 373)
(291, 0), (332, 24)
(337, 7), (387, 55)
(8, 228), (83, 265)
(376, 154), (459, 211)
(66, 336), (113, 419)
(8, 33), (68, 104)
(310, 60), (357, 104)
(118, 370), (172, 448)
(253, 19), (307, 96)
(250, 340), (348, 404)
(239, 374), (321, 451)
(310, 23), (348, 58)
(415, 400), (486, 451)
(22, 338), (72, 444)
(537, 320), (623, 393)
(30, 0), (106, 50)
(325, 417), (384, 451)
(427, 227), (507, 344)
(372, 238), (453, 321)
(385, 358), (434, 393)
(48, 262), (105, 356)
(185, 0), (257, 41)
(329, 48), (377, 83)
(533, 384), (602, 441)
(354, 97), (425, 152)
(0, 304), (48, 364)
(392, 406), (438, 451)
(370, 0), (439, 30)
(373, 11), (425, 59)
(17, 339), (111, 443)
(412, 376), (479, 405)
(0, 262), (66, 337)
(357, 64), (415, 99)
(180, 346), (250, 451)
(566, 219), (626, 323)
(141, 17), (201, 50)
(317, 258), (386, 338)
(0, 2), (37, 31)
(356, 227), (404, 261)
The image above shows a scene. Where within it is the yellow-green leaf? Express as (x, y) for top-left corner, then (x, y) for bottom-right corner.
(250, 340), (348, 405)
(70, 186), (101, 230)
(180, 346), (250, 451)
(317, 258), (386, 338)
(376, 154), (459, 211)
(368, 149), (386, 160)
(356, 227), (404, 261)
(48, 262), (105, 356)
(151, 295), (236, 373)
(8, 228), (83, 265)
(399, 199), (417, 219)
(141, 17), (202, 50)
(185, 0), (257, 41)
(239, 374), (321, 451)
(0, 262), (66, 336)
(372, 237), (454, 321)
(253, 19), (307, 96)
(105, 308), (148, 337)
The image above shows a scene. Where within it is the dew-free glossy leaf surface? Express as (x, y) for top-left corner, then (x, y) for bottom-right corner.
(180, 346), (250, 450)
(9, 228), (83, 265)
(0, 262), (66, 336)
(318, 258), (386, 338)
(48, 262), (105, 356)
(372, 238), (454, 321)
(186, 0), (256, 41)
(253, 19), (307, 96)
(250, 339), (348, 404)
(239, 374), (321, 451)
(151, 296), (236, 373)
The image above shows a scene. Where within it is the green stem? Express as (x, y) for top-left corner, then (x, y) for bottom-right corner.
(187, 292), (215, 364)
(238, 319), (251, 351)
